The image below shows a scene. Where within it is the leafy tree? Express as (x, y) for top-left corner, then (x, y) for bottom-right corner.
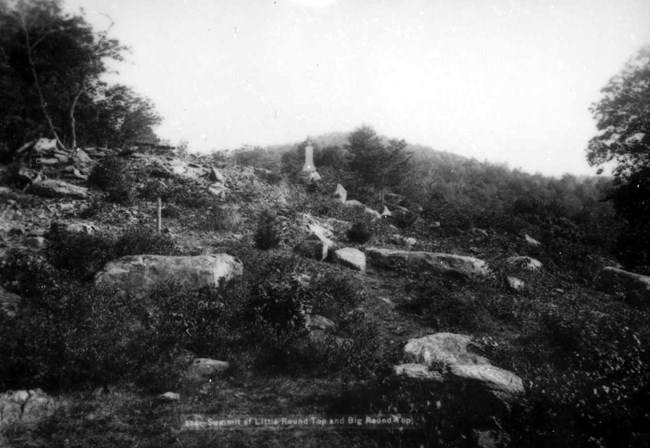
(0, 0), (160, 151)
(587, 46), (650, 179)
(587, 46), (650, 268)
(346, 125), (412, 206)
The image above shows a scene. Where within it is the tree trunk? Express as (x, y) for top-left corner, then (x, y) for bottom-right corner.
(69, 80), (86, 149)
(20, 17), (66, 150)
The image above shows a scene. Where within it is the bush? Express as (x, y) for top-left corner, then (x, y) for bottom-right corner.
(347, 222), (372, 244)
(46, 226), (179, 281)
(138, 178), (214, 209)
(254, 210), (281, 250)
(194, 206), (243, 232)
(88, 156), (135, 205)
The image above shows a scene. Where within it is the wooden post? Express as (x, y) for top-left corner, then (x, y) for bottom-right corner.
(157, 197), (162, 233)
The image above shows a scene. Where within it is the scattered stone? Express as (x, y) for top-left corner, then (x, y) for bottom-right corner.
(30, 179), (89, 199)
(0, 286), (21, 318)
(524, 234), (541, 246)
(469, 228), (489, 237)
(307, 314), (335, 331)
(208, 183), (229, 198)
(95, 254), (243, 293)
(366, 248), (491, 278)
(430, 221), (441, 228)
(36, 157), (59, 165)
(24, 236), (48, 249)
(507, 256), (542, 271)
(394, 363), (443, 381)
(333, 247), (366, 272)
(307, 171), (321, 182)
(333, 183), (347, 202)
(185, 358), (230, 381)
(507, 277), (525, 292)
(294, 232), (337, 262)
(381, 205), (392, 217)
(209, 167), (224, 183)
(343, 199), (363, 207)
(16, 167), (41, 183)
(594, 266), (650, 307)
(158, 392), (180, 402)
(34, 138), (57, 153)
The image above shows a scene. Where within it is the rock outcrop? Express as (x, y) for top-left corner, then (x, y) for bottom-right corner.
(366, 248), (490, 278)
(507, 256), (542, 271)
(95, 254), (243, 292)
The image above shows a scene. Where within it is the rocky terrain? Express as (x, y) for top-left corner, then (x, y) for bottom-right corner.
(0, 139), (648, 448)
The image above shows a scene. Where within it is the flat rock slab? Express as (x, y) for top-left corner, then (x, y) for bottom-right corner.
(30, 179), (89, 199)
(367, 248), (490, 278)
(333, 247), (366, 272)
(404, 333), (490, 367)
(95, 254), (243, 292)
(448, 364), (525, 395)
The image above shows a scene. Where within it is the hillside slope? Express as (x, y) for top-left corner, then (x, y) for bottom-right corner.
(0, 142), (648, 448)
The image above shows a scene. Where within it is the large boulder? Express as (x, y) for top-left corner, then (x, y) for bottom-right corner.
(0, 389), (59, 428)
(333, 247), (366, 272)
(366, 248), (490, 278)
(594, 266), (650, 307)
(30, 179), (89, 199)
(398, 333), (524, 414)
(95, 254), (243, 292)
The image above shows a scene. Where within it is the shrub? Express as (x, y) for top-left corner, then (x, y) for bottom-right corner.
(88, 156), (135, 205)
(112, 226), (179, 258)
(194, 206), (243, 232)
(254, 210), (281, 250)
(347, 222), (372, 244)
(46, 226), (179, 281)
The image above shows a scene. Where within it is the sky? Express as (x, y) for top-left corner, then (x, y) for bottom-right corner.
(62, 0), (650, 177)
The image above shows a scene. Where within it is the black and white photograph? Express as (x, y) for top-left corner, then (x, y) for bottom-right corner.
(0, 0), (649, 446)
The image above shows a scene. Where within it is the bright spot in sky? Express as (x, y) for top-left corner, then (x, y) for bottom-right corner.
(64, 0), (650, 177)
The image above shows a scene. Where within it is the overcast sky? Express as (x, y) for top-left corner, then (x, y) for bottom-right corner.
(63, 0), (650, 176)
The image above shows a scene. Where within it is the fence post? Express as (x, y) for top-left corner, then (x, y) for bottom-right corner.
(157, 197), (162, 233)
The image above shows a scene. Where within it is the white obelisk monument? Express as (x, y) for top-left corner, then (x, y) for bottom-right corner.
(302, 141), (315, 173)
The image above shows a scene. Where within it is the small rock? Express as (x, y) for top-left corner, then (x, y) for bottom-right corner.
(507, 277), (525, 292)
(24, 236), (48, 249)
(158, 392), (180, 402)
(185, 358), (230, 381)
(524, 234), (541, 246)
(307, 315), (335, 331)
(507, 256), (542, 271)
(333, 184), (347, 202)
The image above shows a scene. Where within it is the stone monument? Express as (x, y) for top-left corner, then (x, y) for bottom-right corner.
(302, 141), (315, 173)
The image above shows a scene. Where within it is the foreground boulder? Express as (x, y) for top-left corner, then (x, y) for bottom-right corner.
(29, 179), (89, 199)
(396, 333), (524, 415)
(0, 389), (59, 429)
(95, 254), (243, 292)
(366, 248), (490, 278)
(595, 266), (650, 307)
